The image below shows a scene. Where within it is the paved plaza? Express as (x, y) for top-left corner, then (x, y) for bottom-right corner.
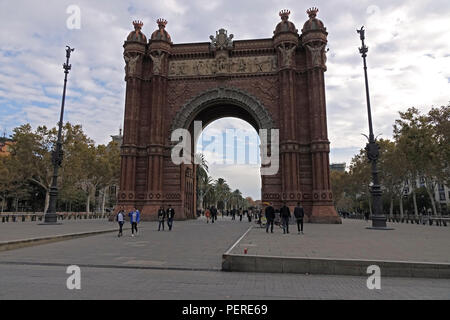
(230, 219), (450, 263)
(0, 217), (449, 299)
(0, 220), (115, 242)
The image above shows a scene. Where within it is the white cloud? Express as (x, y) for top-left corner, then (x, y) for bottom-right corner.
(0, 0), (449, 199)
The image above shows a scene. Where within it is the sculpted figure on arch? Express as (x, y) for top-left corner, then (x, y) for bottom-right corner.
(306, 43), (326, 68)
(124, 54), (140, 77)
(278, 44), (296, 67)
(150, 51), (165, 75)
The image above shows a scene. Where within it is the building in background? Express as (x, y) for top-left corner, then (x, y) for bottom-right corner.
(330, 163), (346, 172)
(110, 128), (123, 146)
(0, 138), (13, 157)
(402, 178), (450, 215)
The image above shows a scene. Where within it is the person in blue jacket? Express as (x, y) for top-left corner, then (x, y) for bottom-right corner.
(129, 207), (140, 237)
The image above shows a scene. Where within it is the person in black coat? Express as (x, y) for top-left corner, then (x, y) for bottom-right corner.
(243, 208), (250, 222)
(294, 202), (305, 234)
(157, 206), (166, 231)
(211, 206), (217, 223)
(166, 204), (175, 231)
(280, 202), (291, 234)
(265, 203), (275, 233)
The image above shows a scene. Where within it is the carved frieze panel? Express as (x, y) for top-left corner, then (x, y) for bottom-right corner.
(168, 55), (278, 77)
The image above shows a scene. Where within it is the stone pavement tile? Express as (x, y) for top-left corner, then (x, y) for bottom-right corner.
(0, 219), (116, 242)
(231, 219), (450, 263)
(0, 217), (250, 270)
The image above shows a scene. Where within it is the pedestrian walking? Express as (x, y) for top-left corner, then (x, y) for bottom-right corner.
(280, 202), (291, 234)
(211, 206), (217, 223)
(128, 207), (140, 237)
(157, 206), (165, 231)
(239, 208), (243, 222)
(205, 207), (211, 223)
(244, 208), (250, 222)
(264, 202), (275, 233)
(257, 208), (262, 226)
(116, 208), (125, 237)
(166, 204), (175, 231)
(294, 202), (304, 234)
(231, 208), (236, 220)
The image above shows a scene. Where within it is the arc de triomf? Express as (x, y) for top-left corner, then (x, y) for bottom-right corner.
(118, 8), (341, 223)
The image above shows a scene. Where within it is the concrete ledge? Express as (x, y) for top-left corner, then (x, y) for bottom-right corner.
(0, 229), (117, 252)
(222, 253), (450, 279)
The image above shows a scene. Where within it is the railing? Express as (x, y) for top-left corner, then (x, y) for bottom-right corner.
(0, 212), (113, 223)
(340, 213), (449, 227)
(387, 215), (449, 227)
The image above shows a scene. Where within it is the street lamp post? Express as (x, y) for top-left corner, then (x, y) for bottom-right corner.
(356, 27), (392, 230)
(43, 46), (74, 224)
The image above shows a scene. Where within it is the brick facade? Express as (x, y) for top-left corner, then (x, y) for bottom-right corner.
(118, 9), (341, 223)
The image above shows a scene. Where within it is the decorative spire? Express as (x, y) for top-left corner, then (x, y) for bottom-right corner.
(279, 9), (290, 21)
(132, 20), (143, 30)
(307, 7), (319, 19)
(157, 18), (168, 29)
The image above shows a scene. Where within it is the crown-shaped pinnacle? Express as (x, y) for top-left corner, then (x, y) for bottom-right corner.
(307, 7), (319, 18)
(132, 20), (143, 29)
(279, 9), (291, 20)
(157, 18), (168, 28)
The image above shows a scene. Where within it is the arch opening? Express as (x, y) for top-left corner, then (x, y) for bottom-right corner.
(170, 87), (274, 134)
(196, 117), (262, 209)
(170, 87), (272, 216)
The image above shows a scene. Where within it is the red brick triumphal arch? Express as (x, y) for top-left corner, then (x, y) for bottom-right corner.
(118, 8), (341, 223)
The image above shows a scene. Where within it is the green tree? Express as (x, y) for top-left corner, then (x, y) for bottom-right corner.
(394, 108), (442, 216)
(377, 139), (408, 218)
(0, 156), (22, 212)
(214, 178), (231, 210)
(427, 104), (450, 186)
(231, 189), (243, 209)
(8, 124), (54, 212)
(347, 149), (372, 214)
(195, 153), (212, 210)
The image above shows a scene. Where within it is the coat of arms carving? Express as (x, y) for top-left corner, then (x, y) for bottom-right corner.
(210, 28), (234, 51)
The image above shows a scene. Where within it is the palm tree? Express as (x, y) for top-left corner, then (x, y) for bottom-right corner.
(195, 153), (208, 179)
(195, 153), (212, 210)
(214, 178), (231, 210)
(231, 189), (243, 209)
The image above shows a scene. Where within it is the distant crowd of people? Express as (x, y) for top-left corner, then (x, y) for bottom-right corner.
(196, 201), (305, 234)
(115, 201), (306, 237)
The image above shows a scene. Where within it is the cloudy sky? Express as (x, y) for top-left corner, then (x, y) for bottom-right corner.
(1, 0), (449, 200)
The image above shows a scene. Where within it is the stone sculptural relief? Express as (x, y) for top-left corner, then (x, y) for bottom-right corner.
(168, 55), (278, 77)
(124, 54), (140, 77)
(306, 44), (327, 68)
(150, 51), (165, 75)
